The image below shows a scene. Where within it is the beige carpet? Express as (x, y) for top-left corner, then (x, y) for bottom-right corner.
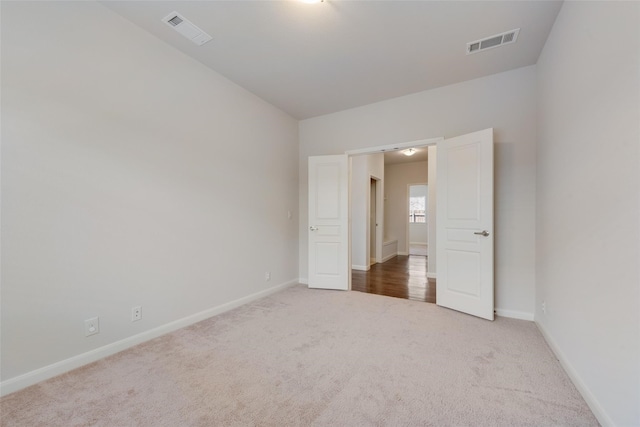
(1, 285), (597, 426)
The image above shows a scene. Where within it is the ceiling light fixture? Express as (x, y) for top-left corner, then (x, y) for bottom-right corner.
(403, 148), (417, 156)
(301, 0), (324, 3)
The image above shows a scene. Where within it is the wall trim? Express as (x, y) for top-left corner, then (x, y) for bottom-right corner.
(427, 272), (437, 279)
(535, 321), (614, 427)
(352, 265), (370, 271)
(298, 277), (308, 285)
(495, 308), (534, 321)
(0, 279), (299, 397)
(380, 253), (397, 263)
(397, 251), (409, 256)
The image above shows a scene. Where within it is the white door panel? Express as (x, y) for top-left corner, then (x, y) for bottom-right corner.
(446, 144), (481, 221)
(437, 129), (494, 320)
(308, 155), (349, 290)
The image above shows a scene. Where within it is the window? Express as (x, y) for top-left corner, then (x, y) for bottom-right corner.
(409, 195), (426, 223)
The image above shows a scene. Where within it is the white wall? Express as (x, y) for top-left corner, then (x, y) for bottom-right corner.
(384, 162), (428, 254)
(350, 153), (384, 270)
(351, 156), (368, 269)
(299, 66), (537, 319)
(535, 2), (640, 426)
(1, 2), (299, 388)
(409, 224), (427, 245)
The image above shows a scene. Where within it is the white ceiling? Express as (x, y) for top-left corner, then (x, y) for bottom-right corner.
(101, 0), (563, 119)
(384, 148), (428, 165)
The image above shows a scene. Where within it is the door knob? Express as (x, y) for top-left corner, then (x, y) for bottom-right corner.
(310, 226), (319, 231)
(474, 230), (490, 237)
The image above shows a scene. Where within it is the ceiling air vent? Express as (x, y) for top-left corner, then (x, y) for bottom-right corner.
(162, 11), (212, 46)
(467, 28), (520, 55)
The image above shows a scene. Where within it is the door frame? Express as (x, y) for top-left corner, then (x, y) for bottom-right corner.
(369, 176), (383, 265)
(345, 138), (442, 157)
(345, 137), (443, 290)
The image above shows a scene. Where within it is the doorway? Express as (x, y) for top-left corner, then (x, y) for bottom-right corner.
(408, 184), (428, 256)
(350, 144), (435, 303)
(309, 129), (495, 320)
(351, 257), (436, 303)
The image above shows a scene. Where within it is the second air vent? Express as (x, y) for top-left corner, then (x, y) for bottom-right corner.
(162, 12), (212, 46)
(467, 29), (520, 55)
(167, 16), (183, 27)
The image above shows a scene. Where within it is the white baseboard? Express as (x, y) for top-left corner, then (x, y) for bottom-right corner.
(535, 321), (613, 427)
(299, 277), (308, 285)
(397, 251), (409, 256)
(380, 253), (396, 263)
(495, 308), (534, 321)
(409, 242), (427, 246)
(427, 272), (437, 279)
(352, 265), (370, 271)
(0, 279), (299, 397)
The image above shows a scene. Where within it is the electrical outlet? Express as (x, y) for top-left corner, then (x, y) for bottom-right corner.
(541, 301), (546, 314)
(84, 317), (100, 337)
(132, 306), (142, 322)
(265, 271), (271, 281)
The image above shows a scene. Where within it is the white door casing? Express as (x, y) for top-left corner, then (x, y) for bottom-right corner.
(308, 155), (349, 290)
(436, 128), (494, 320)
(370, 178), (376, 265)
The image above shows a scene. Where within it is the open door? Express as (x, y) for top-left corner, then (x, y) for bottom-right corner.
(436, 129), (494, 320)
(308, 155), (349, 290)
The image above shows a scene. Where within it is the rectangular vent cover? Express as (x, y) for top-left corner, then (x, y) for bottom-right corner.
(168, 16), (183, 27)
(162, 12), (212, 46)
(467, 28), (520, 55)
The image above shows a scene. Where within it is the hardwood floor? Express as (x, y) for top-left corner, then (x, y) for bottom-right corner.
(351, 255), (436, 303)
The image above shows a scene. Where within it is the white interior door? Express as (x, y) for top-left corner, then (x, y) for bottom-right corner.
(308, 155), (349, 290)
(436, 128), (494, 320)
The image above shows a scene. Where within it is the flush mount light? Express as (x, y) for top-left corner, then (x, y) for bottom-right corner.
(403, 148), (417, 156)
(301, 0), (324, 3)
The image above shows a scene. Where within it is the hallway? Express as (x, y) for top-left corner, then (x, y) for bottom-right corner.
(351, 255), (435, 303)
